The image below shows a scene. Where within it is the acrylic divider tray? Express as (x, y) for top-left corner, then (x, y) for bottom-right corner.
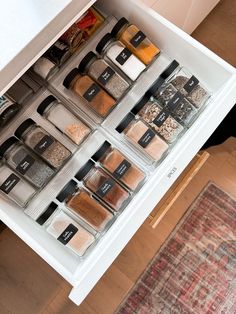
(48, 15), (165, 125)
(22, 131), (147, 259)
(0, 88), (96, 208)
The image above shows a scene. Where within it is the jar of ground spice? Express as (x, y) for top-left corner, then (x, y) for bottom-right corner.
(75, 160), (130, 212)
(0, 137), (54, 188)
(78, 51), (129, 100)
(63, 68), (116, 118)
(37, 95), (91, 145)
(0, 162), (36, 207)
(96, 33), (146, 81)
(111, 17), (160, 65)
(38, 203), (95, 257)
(92, 141), (145, 191)
(33, 56), (57, 80)
(116, 113), (168, 161)
(166, 67), (210, 108)
(15, 119), (71, 169)
(132, 95), (184, 143)
(57, 180), (114, 232)
(156, 84), (197, 126)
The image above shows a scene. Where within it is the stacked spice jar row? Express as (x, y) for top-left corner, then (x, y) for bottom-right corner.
(60, 17), (161, 119)
(114, 60), (210, 163)
(31, 7), (105, 80)
(0, 94), (94, 208)
(35, 140), (146, 258)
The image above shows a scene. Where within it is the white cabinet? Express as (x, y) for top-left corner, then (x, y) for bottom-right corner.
(143, 0), (220, 33)
(0, 0), (235, 306)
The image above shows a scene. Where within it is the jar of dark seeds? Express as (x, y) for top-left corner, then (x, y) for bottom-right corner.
(156, 84), (197, 126)
(167, 67), (210, 108)
(0, 137), (54, 188)
(133, 95), (183, 143)
(78, 51), (129, 100)
(15, 119), (71, 169)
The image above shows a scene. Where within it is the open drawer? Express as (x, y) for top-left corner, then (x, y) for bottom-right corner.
(0, 0), (235, 306)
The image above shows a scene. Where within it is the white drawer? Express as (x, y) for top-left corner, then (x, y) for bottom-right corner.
(0, 0), (235, 306)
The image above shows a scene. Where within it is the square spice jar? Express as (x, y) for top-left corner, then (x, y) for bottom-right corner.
(116, 112), (169, 162)
(56, 180), (114, 233)
(166, 66), (210, 109)
(156, 84), (198, 126)
(37, 202), (95, 258)
(132, 94), (184, 143)
(75, 160), (130, 212)
(91, 141), (146, 191)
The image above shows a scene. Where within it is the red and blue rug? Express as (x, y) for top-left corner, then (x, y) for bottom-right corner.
(116, 182), (236, 314)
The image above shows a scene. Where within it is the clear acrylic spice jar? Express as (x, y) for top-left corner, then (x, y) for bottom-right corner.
(32, 56), (58, 80)
(166, 67), (210, 109)
(63, 68), (116, 118)
(37, 95), (91, 145)
(116, 112), (168, 162)
(111, 17), (160, 65)
(14, 119), (71, 169)
(0, 161), (36, 207)
(36, 202), (95, 257)
(78, 51), (130, 100)
(56, 179), (114, 233)
(75, 160), (130, 212)
(0, 137), (54, 188)
(96, 33), (146, 81)
(0, 95), (21, 129)
(132, 94), (184, 143)
(156, 84), (198, 126)
(91, 141), (146, 191)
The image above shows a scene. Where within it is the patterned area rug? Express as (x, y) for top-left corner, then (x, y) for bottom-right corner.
(116, 182), (236, 314)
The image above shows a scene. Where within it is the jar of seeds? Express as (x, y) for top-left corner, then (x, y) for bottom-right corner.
(132, 95), (184, 143)
(78, 51), (129, 100)
(156, 84), (197, 126)
(0, 137), (54, 188)
(15, 119), (71, 169)
(167, 67), (210, 108)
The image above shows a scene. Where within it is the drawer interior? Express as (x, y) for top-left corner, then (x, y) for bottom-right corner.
(0, 0), (235, 286)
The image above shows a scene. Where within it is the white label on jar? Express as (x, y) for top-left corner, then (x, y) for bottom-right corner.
(0, 95), (14, 115)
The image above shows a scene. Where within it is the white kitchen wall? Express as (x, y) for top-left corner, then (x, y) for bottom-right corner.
(141, 0), (220, 33)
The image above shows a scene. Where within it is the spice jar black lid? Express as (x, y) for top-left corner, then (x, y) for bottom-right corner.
(91, 141), (111, 162)
(75, 160), (95, 181)
(96, 33), (113, 54)
(78, 51), (97, 74)
(15, 118), (35, 139)
(63, 68), (80, 89)
(36, 202), (58, 225)
(111, 17), (129, 37)
(37, 95), (57, 115)
(147, 60), (179, 95)
(0, 137), (18, 158)
(131, 94), (150, 115)
(161, 60), (179, 80)
(56, 180), (78, 202)
(116, 112), (135, 133)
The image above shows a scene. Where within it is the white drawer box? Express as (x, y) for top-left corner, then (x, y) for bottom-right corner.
(0, 0), (235, 306)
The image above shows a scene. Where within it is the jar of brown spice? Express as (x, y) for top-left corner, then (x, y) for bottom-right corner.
(75, 160), (130, 212)
(92, 141), (145, 191)
(56, 179), (114, 233)
(63, 68), (116, 118)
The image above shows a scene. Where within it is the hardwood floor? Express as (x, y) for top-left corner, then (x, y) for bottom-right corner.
(0, 0), (235, 313)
